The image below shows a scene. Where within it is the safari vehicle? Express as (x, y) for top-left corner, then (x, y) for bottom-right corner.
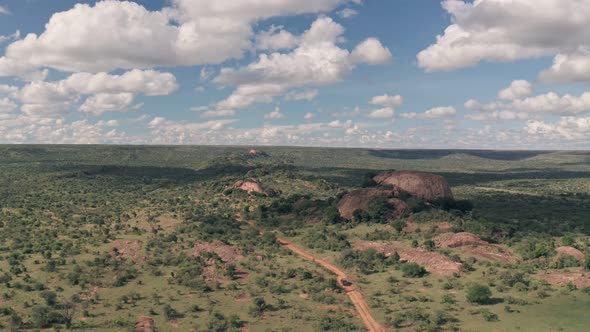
(340, 278), (352, 286)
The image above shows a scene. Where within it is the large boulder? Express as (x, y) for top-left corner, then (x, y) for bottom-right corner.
(373, 171), (453, 201)
(337, 188), (406, 220)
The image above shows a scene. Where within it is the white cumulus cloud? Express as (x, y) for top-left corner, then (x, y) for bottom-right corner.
(417, 0), (590, 84)
(0, 0), (355, 77)
(265, 107), (285, 119)
(498, 80), (533, 100)
(214, 17), (391, 111)
(400, 106), (456, 119)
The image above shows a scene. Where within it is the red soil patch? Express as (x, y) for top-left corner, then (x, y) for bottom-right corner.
(434, 232), (520, 264)
(110, 239), (145, 264)
(299, 293), (310, 299)
(135, 316), (155, 332)
(373, 171), (453, 201)
(193, 241), (243, 282)
(235, 293), (250, 302)
(354, 240), (462, 276)
(555, 246), (585, 262)
(193, 241), (243, 265)
(537, 271), (590, 288)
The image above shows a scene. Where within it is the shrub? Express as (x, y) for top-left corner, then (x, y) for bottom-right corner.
(466, 284), (492, 304)
(441, 294), (456, 304)
(401, 263), (427, 278)
(248, 298), (267, 317)
(163, 304), (183, 321)
(423, 240), (436, 251)
(480, 309), (499, 322)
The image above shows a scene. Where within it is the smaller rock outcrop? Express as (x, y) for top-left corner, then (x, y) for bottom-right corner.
(226, 179), (267, 196)
(373, 171), (453, 201)
(555, 246), (585, 262)
(135, 316), (155, 332)
(248, 149), (268, 156)
(337, 188), (406, 220)
(435, 232), (487, 248)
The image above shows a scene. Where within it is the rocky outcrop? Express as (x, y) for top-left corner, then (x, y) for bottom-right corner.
(373, 171), (453, 201)
(226, 179), (267, 195)
(337, 188), (406, 220)
(135, 316), (155, 332)
(248, 149), (268, 156)
(537, 272), (590, 289)
(435, 232), (487, 248)
(555, 246), (585, 262)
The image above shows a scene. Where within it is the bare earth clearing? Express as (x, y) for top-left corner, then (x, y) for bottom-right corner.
(354, 240), (462, 276)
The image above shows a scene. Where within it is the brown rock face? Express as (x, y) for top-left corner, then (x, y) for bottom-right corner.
(337, 188), (405, 220)
(135, 316), (155, 332)
(373, 171), (453, 201)
(229, 179), (267, 195)
(435, 232), (487, 248)
(555, 246), (585, 262)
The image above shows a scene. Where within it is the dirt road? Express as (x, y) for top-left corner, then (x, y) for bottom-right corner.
(238, 217), (387, 332)
(276, 237), (387, 332)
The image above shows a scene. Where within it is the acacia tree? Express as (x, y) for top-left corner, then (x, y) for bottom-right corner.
(59, 298), (76, 329)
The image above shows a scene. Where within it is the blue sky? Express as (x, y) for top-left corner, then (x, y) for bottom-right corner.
(1, 0), (589, 148)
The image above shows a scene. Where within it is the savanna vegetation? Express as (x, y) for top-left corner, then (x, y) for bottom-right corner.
(0, 145), (589, 331)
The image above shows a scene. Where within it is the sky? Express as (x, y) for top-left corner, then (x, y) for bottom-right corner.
(0, 0), (590, 149)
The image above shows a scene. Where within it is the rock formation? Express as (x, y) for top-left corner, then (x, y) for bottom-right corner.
(555, 246), (585, 262)
(373, 171), (453, 201)
(227, 179), (267, 195)
(337, 188), (406, 220)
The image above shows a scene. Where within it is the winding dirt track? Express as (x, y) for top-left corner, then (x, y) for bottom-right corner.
(239, 217), (387, 332)
(276, 237), (386, 332)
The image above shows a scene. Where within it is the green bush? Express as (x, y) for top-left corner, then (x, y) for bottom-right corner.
(401, 263), (427, 278)
(466, 284), (492, 304)
(480, 309), (499, 322)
